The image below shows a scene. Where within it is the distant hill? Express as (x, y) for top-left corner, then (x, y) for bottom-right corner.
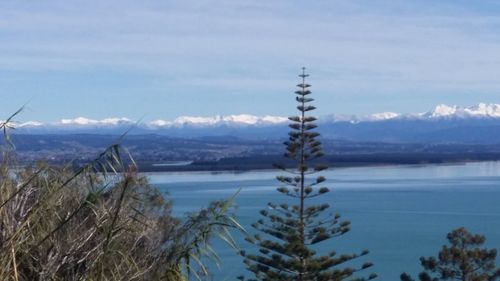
(5, 134), (500, 171)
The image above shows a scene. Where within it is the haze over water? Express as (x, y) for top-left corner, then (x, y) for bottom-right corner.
(148, 161), (500, 280)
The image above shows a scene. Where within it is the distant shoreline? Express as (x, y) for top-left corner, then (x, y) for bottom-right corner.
(140, 161), (482, 176)
(135, 153), (500, 172)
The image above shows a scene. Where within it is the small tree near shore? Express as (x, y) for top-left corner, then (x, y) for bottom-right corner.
(401, 227), (500, 281)
(239, 68), (376, 281)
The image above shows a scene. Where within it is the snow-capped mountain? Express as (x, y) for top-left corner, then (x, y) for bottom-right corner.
(322, 103), (500, 123)
(365, 112), (400, 121)
(58, 117), (134, 126)
(6, 103), (500, 144)
(5, 103), (500, 130)
(419, 103), (500, 119)
(147, 115), (288, 128)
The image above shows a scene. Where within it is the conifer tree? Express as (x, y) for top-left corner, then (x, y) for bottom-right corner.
(401, 227), (500, 281)
(240, 68), (376, 281)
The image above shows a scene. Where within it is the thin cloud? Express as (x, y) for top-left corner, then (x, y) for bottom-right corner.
(2, 0), (500, 120)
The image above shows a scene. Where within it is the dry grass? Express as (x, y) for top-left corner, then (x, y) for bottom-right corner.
(0, 112), (240, 281)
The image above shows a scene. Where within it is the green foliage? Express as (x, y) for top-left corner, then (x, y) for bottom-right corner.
(0, 110), (240, 281)
(240, 68), (376, 281)
(401, 227), (500, 281)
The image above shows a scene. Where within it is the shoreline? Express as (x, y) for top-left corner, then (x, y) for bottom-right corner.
(136, 157), (498, 173)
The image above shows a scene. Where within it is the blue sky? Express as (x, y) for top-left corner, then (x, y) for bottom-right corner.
(2, 0), (500, 122)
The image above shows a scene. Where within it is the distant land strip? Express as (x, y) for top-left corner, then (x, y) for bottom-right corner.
(136, 153), (500, 172)
(5, 134), (500, 172)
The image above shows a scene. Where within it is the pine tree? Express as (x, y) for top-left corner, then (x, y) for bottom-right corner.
(401, 227), (500, 281)
(240, 68), (376, 281)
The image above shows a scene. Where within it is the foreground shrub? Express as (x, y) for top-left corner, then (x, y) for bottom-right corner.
(0, 115), (239, 281)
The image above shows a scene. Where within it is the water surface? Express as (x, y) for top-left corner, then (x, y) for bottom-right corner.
(147, 162), (500, 280)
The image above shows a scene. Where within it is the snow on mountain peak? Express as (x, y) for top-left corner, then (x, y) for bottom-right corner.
(60, 117), (98, 125)
(222, 114), (259, 124)
(173, 116), (219, 125)
(322, 112), (399, 123)
(149, 120), (172, 127)
(18, 121), (44, 127)
(149, 114), (288, 127)
(8, 103), (500, 132)
(429, 104), (458, 117)
(321, 103), (500, 122)
(366, 112), (400, 121)
(423, 103), (500, 119)
(100, 118), (134, 125)
(59, 117), (133, 126)
(464, 103), (500, 117)
(261, 115), (288, 124)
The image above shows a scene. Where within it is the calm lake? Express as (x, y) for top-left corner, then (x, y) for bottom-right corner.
(147, 161), (500, 280)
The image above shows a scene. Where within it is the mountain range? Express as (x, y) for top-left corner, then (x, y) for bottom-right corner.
(5, 103), (500, 144)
